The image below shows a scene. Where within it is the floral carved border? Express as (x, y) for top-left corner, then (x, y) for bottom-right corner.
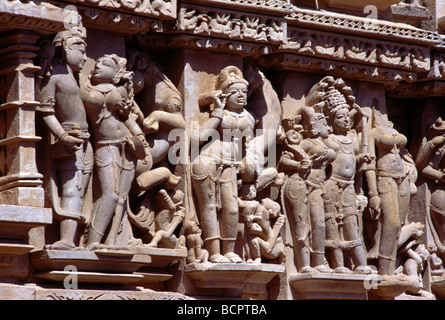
(177, 3), (287, 45)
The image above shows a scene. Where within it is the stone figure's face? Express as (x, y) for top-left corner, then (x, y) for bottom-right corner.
(224, 82), (248, 111)
(315, 113), (330, 139)
(331, 107), (350, 133)
(65, 38), (86, 72)
(286, 129), (302, 145)
(92, 56), (119, 84)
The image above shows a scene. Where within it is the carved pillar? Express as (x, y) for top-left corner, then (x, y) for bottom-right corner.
(0, 31), (44, 207)
(0, 30), (52, 280)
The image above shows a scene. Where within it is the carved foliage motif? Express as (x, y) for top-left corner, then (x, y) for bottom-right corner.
(62, 0), (176, 19)
(285, 28), (430, 72)
(178, 5), (286, 44)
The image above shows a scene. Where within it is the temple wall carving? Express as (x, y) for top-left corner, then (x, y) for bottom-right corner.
(0, 0), (444, 301)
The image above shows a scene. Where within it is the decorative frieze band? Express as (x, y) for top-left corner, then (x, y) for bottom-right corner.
(177, 4), (287, 44)
(259, 53), (417, 85)
(58, 0), (177, 19)
(79, 5), (164, 34)
(183, 0), (293, 15)
(288, 7), (442, 46)
(0, 1), (68, 35)
(283, 27), (431, 73)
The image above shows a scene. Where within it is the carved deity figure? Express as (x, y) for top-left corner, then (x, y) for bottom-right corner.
(184, 220), (209, 264)
(366, 108), (415, 276)
(416, 117), (445, 264)
(36, 25), (93, 250)
(240, 197), (285, 264)
(111, 49), (186, 251)
(80, 54), (148, 249)
(238, 168), (285, 264)
(298, 106), (337, 273)
(395, 222), (429, 296)
(279, 116), (314, 272)
(313, 80), (374, 274)
(191, 66), (258, 263)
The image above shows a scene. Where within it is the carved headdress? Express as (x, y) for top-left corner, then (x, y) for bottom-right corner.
(216, 66), (249, 93)
(53, 25), (87, 48)
(305, 76), (355, 118)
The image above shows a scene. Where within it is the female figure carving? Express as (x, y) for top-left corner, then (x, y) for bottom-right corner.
(81, 54), (147, 249)
(366, 109), (414, 276)
(191, 66), (257, 263)
(415, 117), (445, 264)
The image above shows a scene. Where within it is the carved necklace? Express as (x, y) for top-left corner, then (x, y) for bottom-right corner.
(330, 134), (353, 155)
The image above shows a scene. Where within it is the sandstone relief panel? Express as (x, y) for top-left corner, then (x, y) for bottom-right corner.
(0, 0), (444, 302)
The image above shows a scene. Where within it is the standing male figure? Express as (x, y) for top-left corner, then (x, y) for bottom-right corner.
(36, 25), (93, 249)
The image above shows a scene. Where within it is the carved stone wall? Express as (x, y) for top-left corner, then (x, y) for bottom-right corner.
(0, 0), (444, 301)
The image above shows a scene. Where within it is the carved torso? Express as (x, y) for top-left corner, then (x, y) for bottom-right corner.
(200, 108), (255, 165)
(81, 82), (131, 143)
(324, 132), (359, 181)
(372, 127), (407, 175)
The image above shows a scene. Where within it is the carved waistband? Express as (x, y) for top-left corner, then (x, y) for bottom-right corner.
(330, 174), (354, 185)
(96, 137), (128, 146)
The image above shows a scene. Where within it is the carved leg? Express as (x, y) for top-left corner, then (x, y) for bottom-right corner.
(87, 147), (121, 248)
(105, 143), (138, 247)
(284, 178), (315, 272)
(308, 189), (330, 271)
(52, 159), (84, 249)
(378, 182), (400, 276)
(342, 214), (372, 273)
(220, 167), (242, 263)
(192, 161), (229, 263)
(325, 216), (347, 272)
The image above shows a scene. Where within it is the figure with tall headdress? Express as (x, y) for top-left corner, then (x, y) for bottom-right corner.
(306, 77), (375, 274)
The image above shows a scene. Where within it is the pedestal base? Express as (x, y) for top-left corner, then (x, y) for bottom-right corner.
(289, 273), (378, 300)
(185, 262), (285, 299)
(368, 275), (414, 300)
(0, 204), (51, 280)
(430, 276), (445, 300)
(0, 282), (193, 300)
(30, 246), (187, 287)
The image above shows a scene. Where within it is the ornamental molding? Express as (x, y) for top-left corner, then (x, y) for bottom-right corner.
(78, 5), (164, 34)
(259, 53), (417, 85)
(388, 80), (445, 98)
(182, 0), (293, 16)
(283, 26), (431, 73)
(56, 0), (177, 19)
(142, 33), (273, 56)
(0, 0), (69, 34)
(177, 3), (287, 45)
(287, 7), (441, 46)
